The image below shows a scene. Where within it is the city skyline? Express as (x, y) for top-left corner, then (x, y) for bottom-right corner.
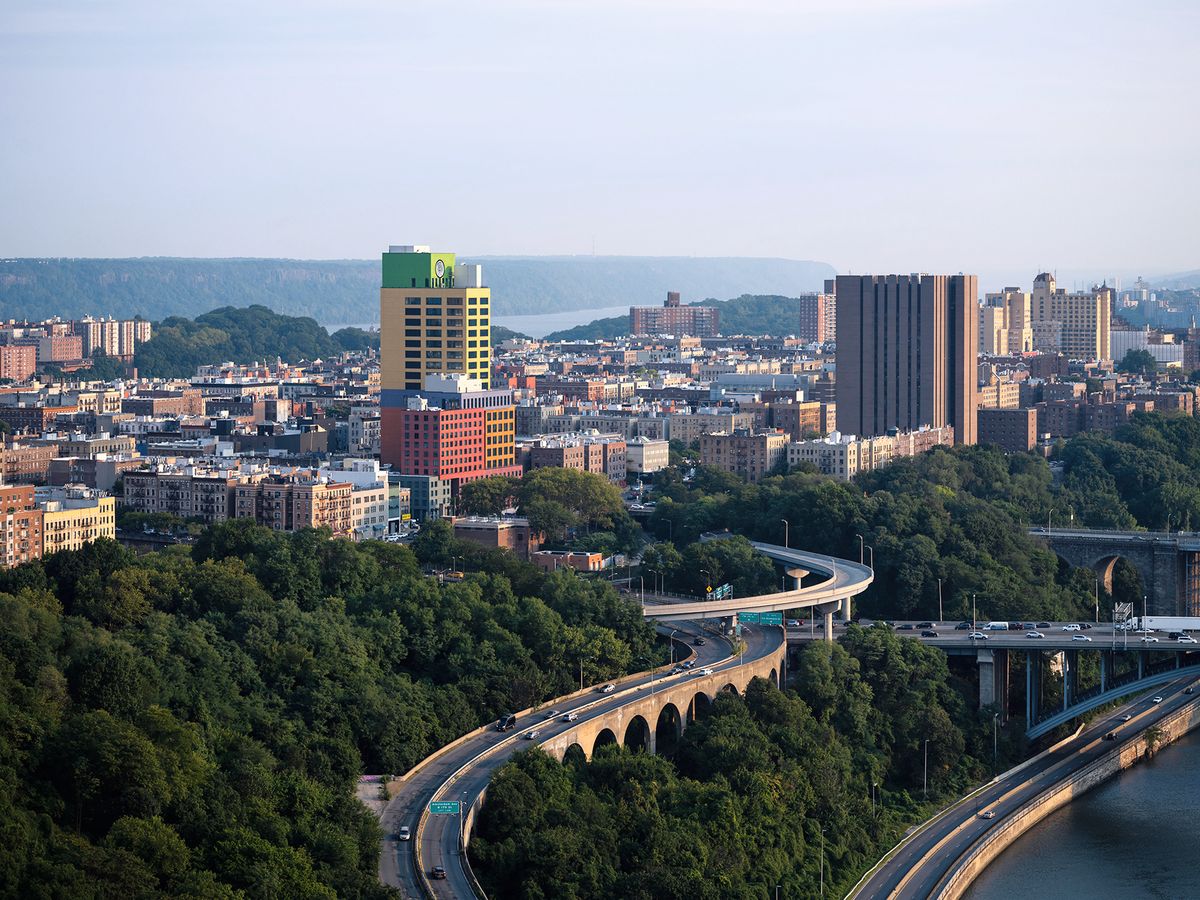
(2, 0), (1198, 283)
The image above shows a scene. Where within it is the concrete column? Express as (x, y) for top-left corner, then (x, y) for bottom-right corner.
(1138, 650), (1146, 680)
(1031, 651), (1041, 724)
(1177, 651), (1183, 670)
(996, 649), (1009, 722)
(1025, 651), (1034, 724)
(978, 649), (996, 709)
(1064, 649), (1078, 711)
(1100, 651), (1109, 693)
(823, 610), (834, 642)
(646, 730), (656, 756)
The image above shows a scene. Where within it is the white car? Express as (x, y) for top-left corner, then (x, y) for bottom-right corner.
(1120, 714), (1132, 722)
(524, 730), (540, 739)
(1062, 624), (1081, 631)
(1072, 634), (1093, 642)
(1152, 696), (1163, 704)
(969, 632), (988, 640)
(1179, 636), (1198, 644)
(397, 826), (411, 841)
(600, 684), (616, 694)
(1141, 636), (1160, 643)
(978, 810), (996, 820)
(544, 710), (559, 719)
(1026, 631), (1045, 639)
(562, 711), (579, 722)
(698, 667), (714, 676)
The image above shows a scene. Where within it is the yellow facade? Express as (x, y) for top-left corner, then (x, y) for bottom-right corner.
(381, 286), (491, 391)
(41, 495), (116, 555)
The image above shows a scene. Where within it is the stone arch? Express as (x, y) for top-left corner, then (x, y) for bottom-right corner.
(720, 682), (739, 696)
(689, 691), (712, 722)
(623, 715), (652, 753)
(769, 668), (779, 688)
(592, 728), (617, 756)
(563, 743), (588, 767)
(655, 703), (683, 756)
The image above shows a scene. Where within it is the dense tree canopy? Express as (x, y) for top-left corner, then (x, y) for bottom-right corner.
(0, 520), (660, 897)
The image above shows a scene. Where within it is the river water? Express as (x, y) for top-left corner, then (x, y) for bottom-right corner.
(964, 729), (1200, 900)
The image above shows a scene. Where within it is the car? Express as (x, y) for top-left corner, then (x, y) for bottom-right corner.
(921, 630), (938, 638)
(525, 730), (540, 739)
(1072, 634), (1093, 642)
(1179, 636), (1198, 644)
(544, 710), (559, 719)
(1142, 636), (1160, 643)
(699, 667), (714, 676)
(1169, 632), (1183, 640)
(682, 660), (696, 669)
(955, 622), (972, 630)
(563, 711), (579, 722)
(898, 624), (915, 630)
(1023, 623), (1037, 630)
(600, 684), (616, 694)
(1080, 623), (1093, 630)
(787, 619), (802, 627)
(693, 637), (706, 646)
(1026, 631), (1045, 639)
(1120, 714), (1132, 722)
(978, 810), (996, 820)
(1062, 624), (1081, 631)
(1152, 696), (1163, 704)
(1185, 687), (1195, 695)
(431, 866), (447, 880)
(916, 622), (934, 629)
(969, 632), (988, 640)
(669, 666), (684, 675)
(397, 826), (411, 841)
(496, 714), (517, 732)
(1037, 622), (1051, 629)
(1103, 731), (1117, 741)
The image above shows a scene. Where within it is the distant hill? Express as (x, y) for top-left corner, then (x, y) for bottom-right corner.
(133, 305), (377, 378)
(0, 256), (833, 325)
(542, 293), (813, 341)
(1153, 270), (1200, 290)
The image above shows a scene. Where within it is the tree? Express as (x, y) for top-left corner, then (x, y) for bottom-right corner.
(1116, 348), (1157, 376)
(457, 476), (518, 516)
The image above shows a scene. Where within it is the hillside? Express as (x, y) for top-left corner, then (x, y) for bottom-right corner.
(542, 293), (814, 341)
(0, 256), (833, 325)
(133, 305), (377, 378)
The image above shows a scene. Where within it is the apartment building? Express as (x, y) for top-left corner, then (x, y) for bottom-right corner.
(0, 484), (43, 568)
(699, 430), (788, 483)
(630, 292), (719, 338)
(37, 486), (116, 555)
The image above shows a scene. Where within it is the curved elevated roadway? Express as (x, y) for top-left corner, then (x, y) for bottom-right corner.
(641, 541), (874, 633)
(852, 674), (1200, 899)
(380, 621), (784, 898)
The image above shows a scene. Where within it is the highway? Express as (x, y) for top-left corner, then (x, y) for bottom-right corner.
(853, 674), (1200, 899)
(379, 621), (785, 899)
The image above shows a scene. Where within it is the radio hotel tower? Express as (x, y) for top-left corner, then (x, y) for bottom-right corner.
(835, 274), (978, 445)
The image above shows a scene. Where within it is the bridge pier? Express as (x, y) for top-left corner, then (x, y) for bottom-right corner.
(1100, 651), (1110, 693)
(1063, 650), (1079, 711)
(1025, 651), (1042, 724)
(1138, 650), (1146, 680)
(978, 649), (1009, 718)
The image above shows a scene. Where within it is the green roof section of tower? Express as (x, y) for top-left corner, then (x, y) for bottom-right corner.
(382, 245), (457, 289)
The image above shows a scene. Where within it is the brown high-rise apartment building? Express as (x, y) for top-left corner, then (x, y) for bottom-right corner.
(835, 274), (978, 445)
(629, 292), (719, 337)
(797, 293), (837, 344)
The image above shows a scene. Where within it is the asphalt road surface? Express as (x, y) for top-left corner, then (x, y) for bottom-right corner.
(379, 621), (784, 899)
(856, 674), (1200, 899)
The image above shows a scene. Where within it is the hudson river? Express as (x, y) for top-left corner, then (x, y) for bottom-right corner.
(964, 729), (1200, 900)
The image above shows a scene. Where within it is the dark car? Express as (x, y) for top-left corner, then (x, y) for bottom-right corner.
(496, 714), (517, 732)
(1037, 622), (1051, 629)
(431, 866), (447, 880)
(693, 637), (706, 646)
(955, 622), (971, 630)
(898, 623), (915, 630)
(1102, 731), (1117, 741)
(921, 630), (938, 638)
(1186, 687), (1195, 695)
(916, 622), (934, 629)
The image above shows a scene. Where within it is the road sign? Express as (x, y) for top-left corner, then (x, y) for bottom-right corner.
(740, 611), (783, 626)
(429, 801), (461, 815)
(1115, 602), (1133, 622)
(706, 583), (732, 600)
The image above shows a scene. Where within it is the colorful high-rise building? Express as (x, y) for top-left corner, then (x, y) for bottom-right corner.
(380, 245), (491, 392)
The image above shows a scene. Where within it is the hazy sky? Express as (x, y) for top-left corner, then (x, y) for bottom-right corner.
(2, 0), (1198, 286)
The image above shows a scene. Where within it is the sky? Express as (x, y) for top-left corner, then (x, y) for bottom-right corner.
(2, 0), (1198, 290)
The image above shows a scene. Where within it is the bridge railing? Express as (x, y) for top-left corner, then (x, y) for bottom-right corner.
(1029, 525), (1195, 541)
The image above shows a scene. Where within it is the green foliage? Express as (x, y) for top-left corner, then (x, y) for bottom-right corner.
(474, 638), (1004, 900)
(457, 476), (518, 516)
(0, 520), (660, 897)
(517, 467), (638, 550)
(490, 324), (531, 343)
(543, 314), (630, 342)
(133, 305), (357, 377)
(1115, 348), (1157, 375)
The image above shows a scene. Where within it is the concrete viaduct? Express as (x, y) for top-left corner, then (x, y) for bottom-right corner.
(1030, 526), (1200, 616)
(539, 640), (787, 762)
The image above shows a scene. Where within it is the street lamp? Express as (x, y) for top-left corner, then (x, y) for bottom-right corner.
(937, 577), (943, 624)
(1047, 507), (1055, 536)
(856, 533), (865, 566)
(781, 518), (790, 549)
(992, 713), (999, 776)
(865, 544), (874, 571)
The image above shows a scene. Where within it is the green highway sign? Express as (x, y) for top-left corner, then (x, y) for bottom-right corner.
(429, 801), (461, 814)
(740, 611), (783, 626)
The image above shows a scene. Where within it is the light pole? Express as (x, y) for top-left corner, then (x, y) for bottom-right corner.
(669, 628), (678, 665)
(866, 544), (874, 571)
(937, 577), (943, 624)
(1047, 507), (1055, 536)
(781, 518), (790, 549)
(923, 739), (929, 798)
(639, 575), (644, 609)
(819, 826), (827, 896)
(973, 593), (977, 632)
(1095, 575), (1100, 624)
(871, 782), (877, 817)
(857, 533), (865, 565)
